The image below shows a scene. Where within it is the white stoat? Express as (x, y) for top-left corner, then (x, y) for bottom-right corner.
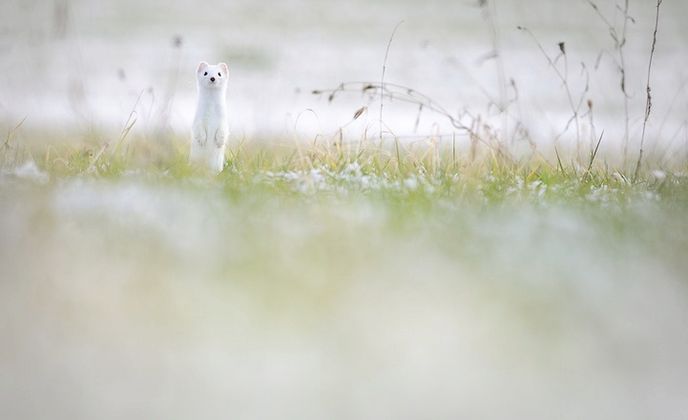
(190, 61), (229, 173)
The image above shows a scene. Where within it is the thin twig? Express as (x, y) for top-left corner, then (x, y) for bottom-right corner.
(657, 121), (687, 167)
(634, 0), (663, 182)
(87, 91), (142, 172)
(314, 81), (473, 132)
(3, 116), (27, 149)
(584, 131), (604, 181)
(380, 21), (404, 141)
(619, 0), (632, 167)
(114, 89), (145, 154)
(518, 27), (582, 146)
(554, 145), (566, 175)
(480, 0), (508, 143)
(585, 0), (634, 167)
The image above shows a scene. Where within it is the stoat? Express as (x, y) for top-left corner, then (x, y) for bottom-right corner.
(190, 61), (229, 173)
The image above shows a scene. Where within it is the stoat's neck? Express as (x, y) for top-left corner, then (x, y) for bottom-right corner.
(197, 87), (227, 108)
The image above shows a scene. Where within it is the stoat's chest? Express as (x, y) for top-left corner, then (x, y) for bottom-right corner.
(196, 101), (226, 120)
(194, 92), (227, 127)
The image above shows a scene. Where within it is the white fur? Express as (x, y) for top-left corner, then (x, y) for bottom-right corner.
(190, 62), (229, 173)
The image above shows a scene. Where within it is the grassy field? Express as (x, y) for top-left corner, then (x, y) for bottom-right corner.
(1, 134), (687, 418)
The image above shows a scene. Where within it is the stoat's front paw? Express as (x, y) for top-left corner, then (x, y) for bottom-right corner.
(214, 129), (227, 148)
(192, 126), (208, 146)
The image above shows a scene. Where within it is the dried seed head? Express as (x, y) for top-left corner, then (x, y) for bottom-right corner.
(353, 106), (367, 120)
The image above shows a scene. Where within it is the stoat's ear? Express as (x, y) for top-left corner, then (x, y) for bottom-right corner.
(197, 61), (209, 73)
(219, 62), (229, 74)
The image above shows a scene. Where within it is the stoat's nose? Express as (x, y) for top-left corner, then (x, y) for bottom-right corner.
(210, 77), (216, 82)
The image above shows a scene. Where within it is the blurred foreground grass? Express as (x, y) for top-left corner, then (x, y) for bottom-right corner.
(1, 136), (688, 419)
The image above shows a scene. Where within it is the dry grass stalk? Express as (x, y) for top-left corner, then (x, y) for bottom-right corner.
(517, 27), (586, 148)
(634, 0), (663, 182)
(379, 21), (404, 141)
(586, 0), (634, 166)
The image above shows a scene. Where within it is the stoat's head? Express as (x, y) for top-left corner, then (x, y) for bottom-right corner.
(196, 62), (228, 90)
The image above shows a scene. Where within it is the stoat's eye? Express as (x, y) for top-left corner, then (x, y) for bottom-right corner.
(218, 72), (222, 77)
(203, 72), (208, 76)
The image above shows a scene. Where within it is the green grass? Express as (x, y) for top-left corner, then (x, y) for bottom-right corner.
(4, 134), (687, 276)
(5, 132), (686, 202)
(2, 132), (688, 297)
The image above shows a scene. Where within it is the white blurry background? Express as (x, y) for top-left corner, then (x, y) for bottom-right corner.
(1, 0), (687, 157)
